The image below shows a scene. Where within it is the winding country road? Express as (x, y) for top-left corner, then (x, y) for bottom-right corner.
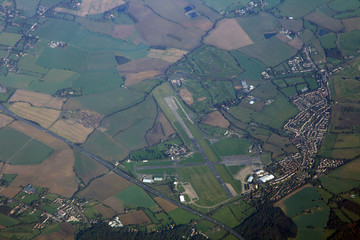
(0, 103), (244, 240)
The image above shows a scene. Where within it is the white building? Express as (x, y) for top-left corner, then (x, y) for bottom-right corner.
(247, 175), (254, 183)
(260, 174), (275, 183)
(142, 178), (153, 183)
(179, 195), (185, 202)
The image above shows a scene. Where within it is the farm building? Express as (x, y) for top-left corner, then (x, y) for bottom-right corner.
(247, 176), (254, 183)
(154, 177), (163, 181)
(179, 195), (185, 202)
(142, 178), (153, 183)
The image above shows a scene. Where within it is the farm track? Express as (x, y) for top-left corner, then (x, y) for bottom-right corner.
(0, 103), (244, 240)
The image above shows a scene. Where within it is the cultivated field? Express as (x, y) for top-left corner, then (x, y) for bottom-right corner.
(34, 223), (74, 240)
(179, 88), (194, 105)
(118, 210), (151, 226)
(148, 48), (188, 63)
(0, 113), (13, 128)
(2, 148), (78, 198)
(343, 17), (360, 32)
(8, 121), (67, 150)
(102, 196), (125, 214)
(55, 0), (125, 16)
(125, 71), (162, 86)
(305, 11), (344, 32)
(114, 185), (157, 209)
(201, 111), (230, 128)
(49, 119), (94, 143)
(79, 173), (132, 202)
(9, 90), (65, 110)
(9, 102), (60, 129)
(154, 197), (178, 212)
(204, 18), (253, 50)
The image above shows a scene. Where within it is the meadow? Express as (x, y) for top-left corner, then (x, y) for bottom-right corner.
(9, 139), (53, 165)
(0, 127), (31, 161)
(276, 0), (330, 18)
(114, 185), (157, 209)
(238, 37), (298, 67)
(167, 208), (200, 225)
(177, 166), (228, 206)
(213, 138), (252, 156)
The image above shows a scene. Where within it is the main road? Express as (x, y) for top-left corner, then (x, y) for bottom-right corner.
(0, 103), (245, 240)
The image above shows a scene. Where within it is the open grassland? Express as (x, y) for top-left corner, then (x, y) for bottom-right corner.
(148, 48), (188, 63)
(329, 157), (360, 181)
(0, 213), (19, 227)
(238, 37), (297, 67)
(339, 30), (360, 56)
(114, 118), (155, 150)
(213, 139), (252, 156)
(283, 186), (330, 240)
(231, 51), (267, 81)
(18, 54), (49, 76)
(277, 0), (330, 18)
(0, 32), (21, 46)
(29, 69), (79, 95)
(0, 126), (31, 161)
(79, 172), (131, 202)
(201, 111), (230, 128)
(329, 0), (360, 12)
(305, 11), (344, 32)
(49, 119), (94, 143)
(214, 164), (242, 194)
(8, 139), (53, 165)
(237, 13), (279, 42)
(82, 130), (129, 161)
(9, 90), (65, 110)
(211, 206), (242, 228)
(64, 88), (144, 116)
(115, 185), (157, 209)
(3, 148), (78, 198)
(9, 121), (67, 150)
(320, 175), (360, 194)
(75, 151), (107, 184)
(168, 207), (200, 225)
(0, 113), (13, 128)
(0, 73), (38, 89)
(177, 166), (228, 206)
(15, 0), (39, 16)
(9, 102), (60, 129)
(128, 3), (205, 50)
(102, 97), (156, 136)
(204, 18), (253, 50)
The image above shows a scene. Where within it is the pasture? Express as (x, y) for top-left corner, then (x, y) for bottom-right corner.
(237, 13), (279, 42)
(204, 18), (253, 50)
(8, 139), (53, 165)
(277, 0), (330, 18)
(0, 32), (22, 46)
(15, 0), (39, 16)
(320, 175), (360, 194)
(114, 185), (157, 209)
(238, 37), (297, 67)
(177, 166), (228, 206)
(231, 51), (267, 81)
(212, 206), (241, 228)
(64, 88), (144, 116)
(328, 0), (360, 12)
(74, 151), (107, 184)
(82, 130), (129, 161)
(213, 139), (252, 156)
(339, 30), (360, 56)
(283, 187), (330, 240)
(79, 172), (131, 202)
(0, 73), (38, 89)
(168, 207), (200, 225)
(0, 126), (31, 161)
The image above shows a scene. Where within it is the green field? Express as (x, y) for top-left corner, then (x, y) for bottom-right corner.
(339, 30), (360, 56)
(15, 0), (39, 16)
(102, 97), (157, 136)
(284, 187), (330, 240)
(0, 213), (20, 227)
(0, 73), (39, 89)
(82, 130), (129, 162)
(177, 166), (228, 206)
(114, 185), (157, 209)
(237, 13), (279, 42)
(0, 127), (31, 162)
(328, 0), (360, 12)
(75, 151), (107, 184)
(213, 138), (252, 156)
(277, 0), (330, 18)
(320, 175), (360, 194)
(168, 207), (200, 225)
(0, 32), (22, 46)
(202, 0), (248, 12)
(212, 206), (241, 228)
(65, 88), (145, 116)
(319, 33), (338, 49)
(231, 51), (267, 81)
(9, 139), (53, 165)
(238, 37), (298, 67)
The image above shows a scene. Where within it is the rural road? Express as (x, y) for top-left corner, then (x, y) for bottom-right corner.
(0, 103), (245, 240)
